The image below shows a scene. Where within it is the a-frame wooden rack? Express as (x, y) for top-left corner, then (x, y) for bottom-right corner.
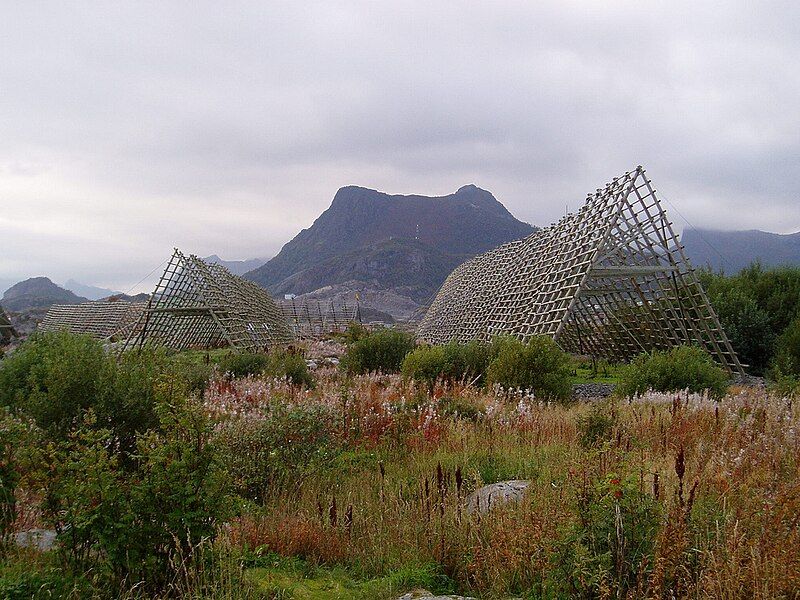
(418, 167), (743, 373)
(122, 249), (294, 352)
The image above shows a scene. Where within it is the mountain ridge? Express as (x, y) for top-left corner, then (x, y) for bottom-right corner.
(245, 184), (534, 315)
(64, 279), (120, 301)
(203, 255), (269, 276)
(682, 228), (800, 273)
(1, 277), (88, 312)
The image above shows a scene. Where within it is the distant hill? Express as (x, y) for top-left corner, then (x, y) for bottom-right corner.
(102, 293), (150, 303)
(64, 279), (120, 301)
(1, 277), (88, 311)
(245, 185), (534, 316)
(682, 228), (800, 273)
(204, 255), (269, 276)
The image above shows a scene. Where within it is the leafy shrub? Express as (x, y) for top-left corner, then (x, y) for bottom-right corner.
(217, 351), (270, 378)
(0, 332), (185, 450)
(401, 345), (447, 387)
(707, 288), (776, 375)
(341, 321), (368, 344)
(172, 359), (215, 396)
(769, 374), (800, 399)
(40, 399), (230, 590)
(768, 315), (800, 397)
(0, 410), (29, 551)
(266, 351), (315, 388)
(0, 331), (113, 438)
(577, 402), (616, 449)
(215, 402), (338, 501)
(485, 335), (572, 401)
(127, 400), (230, 584)
(617, 345), (729, 399)
(700, 264), (800, 374)
(402, 341), (491, 388)
(772, 314), (800, 377)
(341, 329), (416, 375)
(556, 474), (661, 597)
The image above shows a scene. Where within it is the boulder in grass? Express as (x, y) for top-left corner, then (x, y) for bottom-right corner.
(466, 480), (530, 514)
(14, 528), (56, 551)
(397, 591), (476, 600)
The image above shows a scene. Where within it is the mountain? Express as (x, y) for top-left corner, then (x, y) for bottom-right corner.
(1, 277), (88, 312)
(203, 255), (269, 276)
(245, 185), (534, 316)
(102, 293), (150, 302)
(682, 228), (800, 273)
(63, 279), (120, 301)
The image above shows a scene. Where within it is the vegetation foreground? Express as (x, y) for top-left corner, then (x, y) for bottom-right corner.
(1, 332), (799, 599)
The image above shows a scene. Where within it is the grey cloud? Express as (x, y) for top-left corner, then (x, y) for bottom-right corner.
(1, 1), (799, 289)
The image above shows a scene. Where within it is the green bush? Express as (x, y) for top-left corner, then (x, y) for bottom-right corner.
(700, 264), (800, 374)
(485, 335), (572, 401)
(772, 314), (800, 377)
(40, 399), (230, 590)
(341, 329), (416, 375)
(555, 474), (660, 597)
(577, 402), (616, 449)
(265, 351), (315, 388)
(0, 332), (186, 451)
(0, 331), (113, 438)
(617, 345), (729, 399)
(769, 315), (800, 397)
(171, 359), (215, 396)
(215, 402), (338, 501)
(402, 341), (491, 388)
(341, 321), (369, 344)
(217, 351), (270, 378)
(0, 410), (29, 551)
(402, 345), (447, 386)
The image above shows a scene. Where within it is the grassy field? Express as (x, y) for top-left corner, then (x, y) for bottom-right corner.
(4, 351), (799, 599)
(204, 371), (798, 598)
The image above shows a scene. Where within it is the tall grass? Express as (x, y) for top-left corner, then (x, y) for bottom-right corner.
(6, 361), (800, 598)
(203, 372), (800, 598)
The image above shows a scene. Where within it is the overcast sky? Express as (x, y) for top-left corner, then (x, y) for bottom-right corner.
(1, 1), (798, 292)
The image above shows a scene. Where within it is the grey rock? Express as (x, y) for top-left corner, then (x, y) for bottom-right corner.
(466, 480), (530, 514)
(397, 591), (476, 600)
(731, 373), (766, 388)
(14, 528), (56, 551)
(572, 383), (616, 399)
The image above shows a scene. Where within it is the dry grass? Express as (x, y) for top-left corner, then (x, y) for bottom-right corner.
(9, 369), (799, 598)
(199, 371), (800, 598)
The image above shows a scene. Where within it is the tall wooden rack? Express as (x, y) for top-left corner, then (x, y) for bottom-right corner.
(418, 167), (743, 373)
(122, 249), (293, 352)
